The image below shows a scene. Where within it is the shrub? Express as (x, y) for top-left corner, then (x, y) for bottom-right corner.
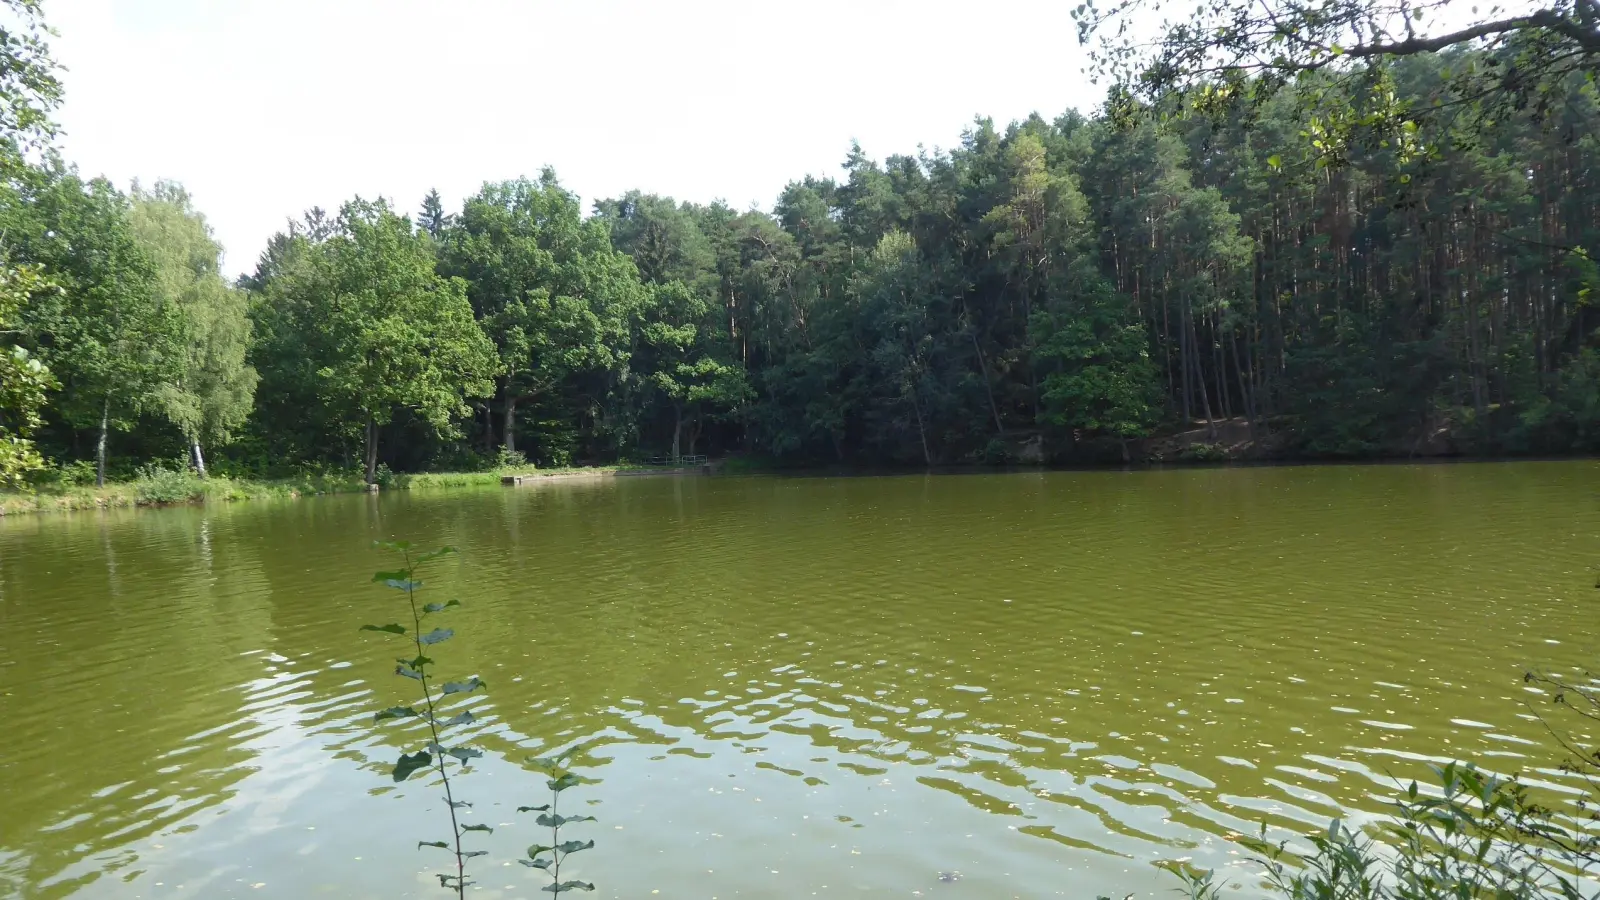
(132, 462), (203, 505)
(495, 446), (528, 470)
(1178, 442), (1229, 463)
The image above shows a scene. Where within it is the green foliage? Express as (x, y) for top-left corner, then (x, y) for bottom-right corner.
(2, 169), (187, 484)
(359, 544), (596, 897)
(130, 461), (203, 505)
(1033, 276), (1161, 445)
(440, 172), (642, 463)
(0, 0), (61, 178)
(1177, 442), (1229, 462)
(1175, 761), (1600, 899)
(3, 0), (1598, 482)
(1073, 0), (1599, 167)
(250, 200), (500, 483)
(0, 265), (56, 485)
(130, 180), (258, 469)
(1163, 657), (1600, 900)
(360, 543), (487, 898)
(519, 752), (597, 894)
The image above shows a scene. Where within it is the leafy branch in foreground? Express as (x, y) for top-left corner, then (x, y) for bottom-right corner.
(1167, 760), (1600, 899)
(1074, 0), (1598, 166)
(519, 752), (597, 894)
(360, 541), (487, 899)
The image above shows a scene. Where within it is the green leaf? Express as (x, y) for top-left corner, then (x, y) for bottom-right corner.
(520, 858), (553, 870)
(556, 839), (595, 855)
(463, 850), (489, 859)
(461, 823), (493, 834)
(443, 710), (476, 727)
(544, 881), (595, 893)
(448, 800), (473, 809)
(1266, 154), (1281, 170)
(442, 677), (486, 695)
(418, 840), (450, 851)
(360, 623), (406, 635)
(423, 600), (461, 614)
(526, 843), (555, 857)
(371, 569), (410, 583)
(536, 813), (597, 828)
(447, 747), (485, 764)
(518, 806), (552, 814)
(383, 578), (422, 592)
(374, 706), (419, 723)
(373, 539), (412, 552)
(393, 751), (432, 782)
(419, 627), (454, 646)
(395, 663), (424, 681)
(548, 773), (581, 793)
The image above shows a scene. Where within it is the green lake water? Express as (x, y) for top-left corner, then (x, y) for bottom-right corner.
(2, 462), (1597, 898)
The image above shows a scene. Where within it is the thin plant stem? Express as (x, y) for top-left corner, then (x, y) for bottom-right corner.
(403, 549), (467, 900)
(549, 784), (563, 889)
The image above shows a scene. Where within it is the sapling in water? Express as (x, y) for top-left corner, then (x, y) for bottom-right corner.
(361, 541), (489, 898)
(520, 751), (597, 894)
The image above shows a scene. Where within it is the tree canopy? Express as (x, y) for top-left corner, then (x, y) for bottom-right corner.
(0, 1), (1594, 483)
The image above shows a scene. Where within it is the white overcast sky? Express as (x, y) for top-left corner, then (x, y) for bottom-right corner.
(51, 0), (1098, 276)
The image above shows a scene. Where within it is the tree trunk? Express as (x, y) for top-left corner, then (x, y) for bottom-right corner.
(968, 326), (1005, 435)
(503, 396), (518, 454)
(909, 386), (932, 467)
(191, 439), (208, 479)
(96, 397), (110, 488)
(671, 404), (682, 462)
(1188, 312), (1217, 439)
(364, 416), (379, 485)
(1179, 305), (1193, 425)
(1231, 332), (1257, 433)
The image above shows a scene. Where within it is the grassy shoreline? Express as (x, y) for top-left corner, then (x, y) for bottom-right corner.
(0, 466), (638, 517)
(7, 454), (1591, 518)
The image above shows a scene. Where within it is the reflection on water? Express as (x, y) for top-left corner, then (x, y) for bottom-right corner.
(1, 462), (1596, 898)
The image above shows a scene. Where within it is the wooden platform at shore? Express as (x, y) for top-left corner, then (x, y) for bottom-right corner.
(501, 463), (713, 486)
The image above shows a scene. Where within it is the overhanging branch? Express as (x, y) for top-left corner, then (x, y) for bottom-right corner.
(1338, 8), (1599, 58)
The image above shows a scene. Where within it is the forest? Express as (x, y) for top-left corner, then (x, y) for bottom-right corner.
(0, 10), (1596, 488)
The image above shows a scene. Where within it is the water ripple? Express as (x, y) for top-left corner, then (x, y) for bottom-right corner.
(0, 463), (1595, 897)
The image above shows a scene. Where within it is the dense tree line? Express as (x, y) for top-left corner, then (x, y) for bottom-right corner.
(1, 14), (1596, 483)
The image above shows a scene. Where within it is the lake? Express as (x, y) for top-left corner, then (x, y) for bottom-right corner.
(2, 462), (1597, 898)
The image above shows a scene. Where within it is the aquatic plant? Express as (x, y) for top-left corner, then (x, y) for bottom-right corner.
(360, 541), (597, 897)
(519, 751), (598, 893)
(360, 541), (488, 898)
